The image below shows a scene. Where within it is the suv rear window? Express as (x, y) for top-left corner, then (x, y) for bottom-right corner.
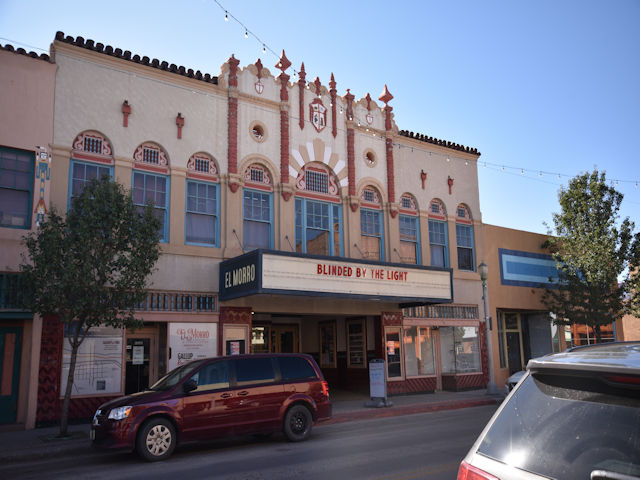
(477, 373), (640, 479)
(278, 357), (318, 381)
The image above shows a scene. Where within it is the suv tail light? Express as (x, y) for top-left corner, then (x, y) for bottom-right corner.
(321, 381), (329, 398)
(457, 461), (499, 480)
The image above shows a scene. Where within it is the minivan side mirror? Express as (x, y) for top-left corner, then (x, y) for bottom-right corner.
(183, 379), (198, 393)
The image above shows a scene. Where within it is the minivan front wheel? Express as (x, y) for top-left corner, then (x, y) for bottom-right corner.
(283, 405), (312, 442)
(136, 418), (176, 461)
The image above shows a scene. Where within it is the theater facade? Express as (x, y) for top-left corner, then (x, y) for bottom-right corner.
(2, 32), (493, 425)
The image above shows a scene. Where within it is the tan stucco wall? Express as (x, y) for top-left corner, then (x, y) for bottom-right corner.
(0, 50), (56, 153)
(619, 314), (640, 341)
(49, 40), (485, 311)
(482, 224), (550, 387)
(0, 49), (55, 428)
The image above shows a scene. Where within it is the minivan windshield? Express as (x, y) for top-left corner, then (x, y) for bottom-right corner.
(149, 360), (207, 391)
(478, 373), (640, 479)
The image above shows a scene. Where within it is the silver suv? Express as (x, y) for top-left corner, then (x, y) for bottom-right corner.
(458, 342), (640, 480)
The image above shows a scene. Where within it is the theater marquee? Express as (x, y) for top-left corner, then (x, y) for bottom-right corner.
(219, 250), (453, 305)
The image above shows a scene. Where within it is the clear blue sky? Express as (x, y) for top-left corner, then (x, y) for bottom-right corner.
(2, 0), (639, 235)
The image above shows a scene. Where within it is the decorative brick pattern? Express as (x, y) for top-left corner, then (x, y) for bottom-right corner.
(36, 315), (63, 424)
(379, 86), (395, 206)
(227, 55), (240, 182)
(387, 377), (437, 395)
(442, 373), (485, 391)
(298, 63), (306, 130)
(344, 89), (356, 201)
(381, 312), (403, 326)
(227, 95), (238, 177)
(36, 316), (118, 425)
(329, 73), (337, 138)
(385, 136), (395, 205)
(219, 306), (252, 355)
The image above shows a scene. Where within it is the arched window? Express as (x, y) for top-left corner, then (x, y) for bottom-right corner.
(456, 204), (475, 271)
(68, 131), (114, 204)
(132, 142), (170, 242)
(360, 186), (384, 261)
(428, 199), (448, 268)
(294, 163), (342, 256)
(398, 194), (420, 264)
(185, 152), (219, 247)
(243, 163), (273, 251)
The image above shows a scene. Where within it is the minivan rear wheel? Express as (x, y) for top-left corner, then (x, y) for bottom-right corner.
(136, 418), (176, 462)
(283, 405), (312, 442)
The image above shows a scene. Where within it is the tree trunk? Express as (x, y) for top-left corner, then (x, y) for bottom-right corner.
(594, 324), (602, 343)
(59, 323), (84, 437)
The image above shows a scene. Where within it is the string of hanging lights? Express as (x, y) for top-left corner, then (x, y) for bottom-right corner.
(209, 1), (640, 192)
(3, 8), (639, 193)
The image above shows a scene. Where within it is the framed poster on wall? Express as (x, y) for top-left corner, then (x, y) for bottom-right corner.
(60, 325), (124, 397)
(168, 323), (217, 371)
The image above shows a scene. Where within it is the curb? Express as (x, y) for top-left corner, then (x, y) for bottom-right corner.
(321, 397), (499, 426)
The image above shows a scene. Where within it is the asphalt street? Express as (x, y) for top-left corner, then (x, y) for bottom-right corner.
(0, 404), (497, 480)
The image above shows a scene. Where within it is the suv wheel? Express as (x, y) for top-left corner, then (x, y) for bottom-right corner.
(136, 418), (176, 462)
(283, 405), (312, 442)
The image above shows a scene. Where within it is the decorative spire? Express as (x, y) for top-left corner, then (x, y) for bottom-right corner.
(275, 50), (291, 73)
(314, 77), (322, 97)
(227, 54), (240, 87)
(378, 84), (393, 106)
(344, 88), (355, 120)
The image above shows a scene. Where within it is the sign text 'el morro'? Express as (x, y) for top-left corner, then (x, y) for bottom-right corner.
(224, 264), (256, 288)
(317, 263), (408, 281)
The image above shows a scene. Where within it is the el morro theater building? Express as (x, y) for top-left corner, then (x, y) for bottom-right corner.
(3, 31), (493, 426)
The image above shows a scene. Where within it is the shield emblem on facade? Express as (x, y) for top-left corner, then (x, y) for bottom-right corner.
(366, 113), (373, 125)
(254, 81), (264, 94)
(310, 98), (327, 132)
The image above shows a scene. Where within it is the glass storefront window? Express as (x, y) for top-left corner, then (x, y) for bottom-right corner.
(251, 326), (269, 353)
(319, 322), (336, 368)
(403, 327), (435, 376)
(385, 328), (402, 378)
(347, 319), (366, 368)
(439, 326), (481, 374)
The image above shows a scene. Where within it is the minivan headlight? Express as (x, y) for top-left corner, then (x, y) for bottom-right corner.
(108, 406), (132, 420)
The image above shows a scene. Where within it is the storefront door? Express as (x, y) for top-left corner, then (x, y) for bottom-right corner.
(501, 313), (524, 375)
(271, 325), (299, 353)
(125, 329), (158, 394)
(0, 326), (22, 424)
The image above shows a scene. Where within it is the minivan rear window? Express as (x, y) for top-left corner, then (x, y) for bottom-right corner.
(278, 357), (317, 381)
(235, 357), (276, 386)
(477, 373), (640, 479)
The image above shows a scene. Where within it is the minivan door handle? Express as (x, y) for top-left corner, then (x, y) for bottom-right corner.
(220, 393), (232, 399)
(237, 390), (250, 397)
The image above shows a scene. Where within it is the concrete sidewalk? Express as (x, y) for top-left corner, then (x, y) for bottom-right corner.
(0, 389), (502, 464)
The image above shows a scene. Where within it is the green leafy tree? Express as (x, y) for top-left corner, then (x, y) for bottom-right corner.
(542, 170), (640, 343)
(20, 176), (161, 436)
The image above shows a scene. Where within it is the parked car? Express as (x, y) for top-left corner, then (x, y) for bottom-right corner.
(504, 370), (525, 392)
(458, 342), (640, 480)
(91, 353), (332, 461)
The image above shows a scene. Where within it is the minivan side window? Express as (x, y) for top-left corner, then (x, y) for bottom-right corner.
(190, 361), (230, 392)
(278, 357), (318, 381)
(235, 357), (276, 386)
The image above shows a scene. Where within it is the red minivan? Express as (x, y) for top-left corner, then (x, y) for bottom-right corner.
(91, 353), (332, 461)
